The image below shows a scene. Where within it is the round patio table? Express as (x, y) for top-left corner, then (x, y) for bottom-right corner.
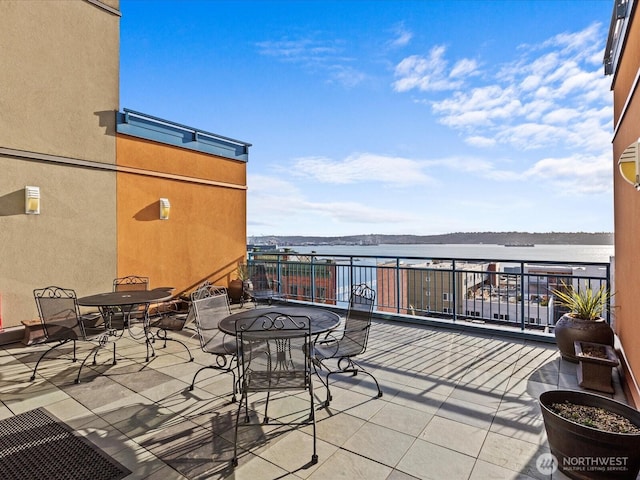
(78, 288), (174, 361)
(218, 306), (340, 337)
(77, 288), (174, 309)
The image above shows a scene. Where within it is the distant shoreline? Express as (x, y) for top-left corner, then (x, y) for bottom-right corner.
(249, 232), (614, 247)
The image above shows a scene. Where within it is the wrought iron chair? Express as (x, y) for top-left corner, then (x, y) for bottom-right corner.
(244, 263), (283, 307)
(232, 312), (317, 467)
(113, 275), (149, 292)
(189, 287), (239, 402)
(31, 286), (116, 384)
(108, 275), (150, 328)
(313, 283), (383, 407)
(147, 281), (215, 361)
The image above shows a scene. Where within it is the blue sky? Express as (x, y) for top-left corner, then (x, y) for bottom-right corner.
(120, 0), (615, 237)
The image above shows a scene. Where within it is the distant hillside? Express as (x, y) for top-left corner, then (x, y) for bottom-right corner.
(249, 232), (613, 246)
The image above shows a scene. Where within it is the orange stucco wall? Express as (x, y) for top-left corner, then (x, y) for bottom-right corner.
(611, 7), (640, 407)
(116, 135), (247, 297)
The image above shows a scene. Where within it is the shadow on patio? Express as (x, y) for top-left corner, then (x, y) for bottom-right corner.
(0, 306), (629, 480)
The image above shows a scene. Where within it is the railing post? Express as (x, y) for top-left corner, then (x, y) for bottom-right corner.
(606, 262), (611, 324)
(276, 255), (282, 295)
(452, 259), (457, 322)
(520, 261), (526, 331)
(396, 258), (401, 314)
(349, 256), (355, 304)
(311, 255), (316, 303)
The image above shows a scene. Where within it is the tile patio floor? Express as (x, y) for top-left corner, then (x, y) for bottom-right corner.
(0, 306), (631, 480)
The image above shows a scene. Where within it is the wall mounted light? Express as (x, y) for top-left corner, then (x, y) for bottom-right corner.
(25, 186), (40, 214)
(159, 198), (170, 220)
(618, 140), (640, 190)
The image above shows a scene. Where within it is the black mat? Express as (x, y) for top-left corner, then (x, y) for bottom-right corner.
(0, 408), (131, 480)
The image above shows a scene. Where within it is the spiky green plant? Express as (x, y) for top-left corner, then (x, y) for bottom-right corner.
(551, 282), (611, 321)
(235, 264), (249, 281)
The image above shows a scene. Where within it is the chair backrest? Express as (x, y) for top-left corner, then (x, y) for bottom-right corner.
(181, 282), (225, 328)
(192, 289), (233, 354)
(236, 312), (312, 392)
(33, 286), (85, 341)
(191, 281), (213, 301)
(113, 275), (149, 292)
(248, 263), (272, 291)
(341, 283), (376, 357)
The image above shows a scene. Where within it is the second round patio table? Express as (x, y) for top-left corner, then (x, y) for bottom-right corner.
(78, 287), (175, 361)
(218, 305), (341, 337)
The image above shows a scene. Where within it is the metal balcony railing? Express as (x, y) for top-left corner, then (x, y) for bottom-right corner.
(247, 251), (610, 337)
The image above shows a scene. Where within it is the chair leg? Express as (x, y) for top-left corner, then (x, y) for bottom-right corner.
(263, 390), (271, 424)
(155, 329), (194, 362)
(320, 358), (382, 406)
(30, 340), (71, 381)
(75, 346), (102, 384)
(310, 382), (318, 464)
(348, 359), (383, 398)
(144, 331), (156, 362)
(312, 358), (332, 407)
(232, 389), (245, 467)
(189, 365), (212, 390)
(189, 364), (237, 403)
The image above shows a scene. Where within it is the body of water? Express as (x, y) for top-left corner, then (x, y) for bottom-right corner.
(285, 244), (614, 264)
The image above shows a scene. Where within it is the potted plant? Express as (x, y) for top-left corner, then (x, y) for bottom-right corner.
(539, 389), (640, 479)
(552, 282), (614, 363)
(573, 341), (619, 393)
(228, 264), (249, 303)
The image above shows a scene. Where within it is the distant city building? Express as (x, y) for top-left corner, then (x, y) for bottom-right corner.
(375, 260), (607, 329)
(376, 260), (490, 316)
(250, 251), (337, 305)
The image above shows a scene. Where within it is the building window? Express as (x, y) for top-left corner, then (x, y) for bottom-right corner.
(443, 293), (449, 301)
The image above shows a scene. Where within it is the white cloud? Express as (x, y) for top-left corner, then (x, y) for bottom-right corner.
(255, 36), (366, 87)
(408, 23), (612, 158)
(392, 46), (475, 92)
(477, 153), (612, 195)
(328, 64), (368, 87)
(290, 153), (434, 185)
(523, 154), (611, 194)
(305, 200), (418, 224)
(255, 38), (340, 61)
(450, 58), (479, 79)
(246, 173), (421, 234)
(465, 136), (497, 148)
(389, 24), (413, 48)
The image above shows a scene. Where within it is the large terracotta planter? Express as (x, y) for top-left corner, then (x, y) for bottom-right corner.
(539, 390), (640, 479)
(228, 279), (244, 303)
(554, 314), (614, 363)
